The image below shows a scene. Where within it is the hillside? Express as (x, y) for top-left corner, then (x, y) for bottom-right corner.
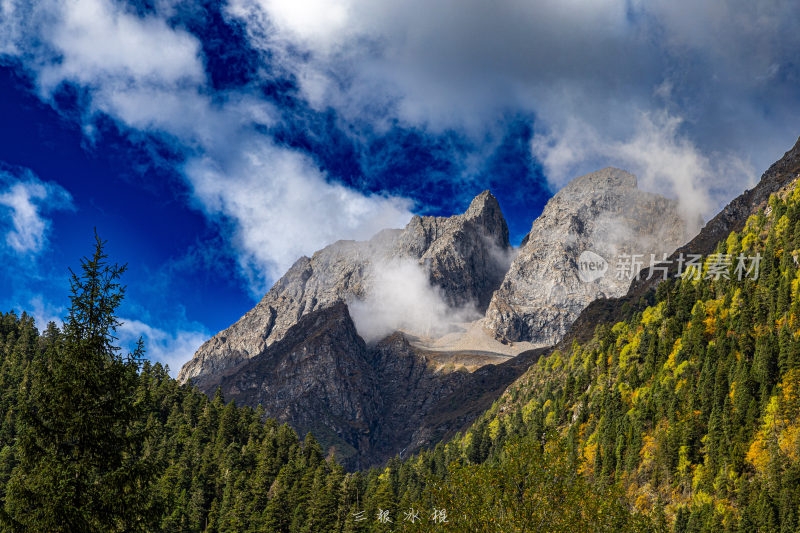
(3, 141), (800, 531)
(451, 175), (800, 530)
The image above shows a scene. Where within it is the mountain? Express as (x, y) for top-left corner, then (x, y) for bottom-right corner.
(9, 141), (800, 533)
(381, 139), (800, 465)
(484, 167), (691, 346)
(201, 299), (551, 468)
(563, 136), (800, 349)
(177, 169), (692, 469)
(178, 191), (510, 389)
(204, 302), (486, 468)
(203, 303), (380, 466)
(0, 309), (645, 532)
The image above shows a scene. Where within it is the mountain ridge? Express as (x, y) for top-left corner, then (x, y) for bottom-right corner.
(484, 166), (690, 345)
(177, 167), (698, 468)
(563, 135), (800, 348)
(178, 190), (510, 387)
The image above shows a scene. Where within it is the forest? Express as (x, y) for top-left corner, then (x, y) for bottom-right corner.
(2, 179), (800, 532)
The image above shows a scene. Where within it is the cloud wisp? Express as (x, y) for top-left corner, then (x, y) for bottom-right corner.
(3, 0), (800, 293)
(117, 318), (209, 378)
(531, 111), (757, 227)
(348, 258), (481, 344)
(0, 167), (73, 256)
(229, 0), (798, 222)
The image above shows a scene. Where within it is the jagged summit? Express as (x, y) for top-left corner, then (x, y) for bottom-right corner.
(465, 189), (501, 215)
(178, 189), (512, 386)
(177, 167), (689, 465)
(484, 167), (691, 345)
(175, 136), (800, 470)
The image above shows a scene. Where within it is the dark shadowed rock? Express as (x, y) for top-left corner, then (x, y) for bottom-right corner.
(202, 303), (380, 465)
(201, 302), (529, 469)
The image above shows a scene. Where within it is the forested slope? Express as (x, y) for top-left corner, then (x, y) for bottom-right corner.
(457, 179), (800, 531)
(5, 179), (800, 531)
(0, 243), (650, 531)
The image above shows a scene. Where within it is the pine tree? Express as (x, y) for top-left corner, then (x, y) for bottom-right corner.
(4, 235), (156, 532)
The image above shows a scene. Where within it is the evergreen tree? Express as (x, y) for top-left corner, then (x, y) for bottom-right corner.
(4, 235), (155, 532)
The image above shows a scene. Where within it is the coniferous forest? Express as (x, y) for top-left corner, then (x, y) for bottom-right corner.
(3, 180), (800, 532)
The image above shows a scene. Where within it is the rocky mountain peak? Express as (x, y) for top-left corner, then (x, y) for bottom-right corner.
(178, 189), (512, 385)
(462, 190), (509, 248)
(465, 189), (501, 216)
(559, 167), (637, 195)
(484, 167), (691, 346)
(177, 137), (800, 471)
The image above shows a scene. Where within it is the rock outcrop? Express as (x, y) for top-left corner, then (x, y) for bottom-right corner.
(203, 303), (381, 465)
(562, 137), (800, 349)
(484, 168), (691, 345)
(178, 191), (510, 389)
(414, 139), (800, 456)
(200, 300), (553, 469)
(204, 302), (496, 469)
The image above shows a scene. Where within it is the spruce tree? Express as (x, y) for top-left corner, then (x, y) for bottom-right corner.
(4, 235), (155, 532)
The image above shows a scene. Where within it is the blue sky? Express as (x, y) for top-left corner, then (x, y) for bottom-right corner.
(1, 0), (799, 374)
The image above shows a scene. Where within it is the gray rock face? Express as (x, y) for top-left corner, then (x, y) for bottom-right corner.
(484, 167), (691, 345)
(176, 169), (691, 468)
(204, 302), (477, 469)
(178, 191), (510, 387)
(396, 191), (510, 309)
(563, 138), (800, 352)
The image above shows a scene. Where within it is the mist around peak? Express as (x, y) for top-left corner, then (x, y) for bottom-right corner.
(348, 258), (482, 344)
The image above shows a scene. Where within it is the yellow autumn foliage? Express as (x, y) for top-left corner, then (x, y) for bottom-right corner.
(580, 441), (597, 477)
(747, 369), (800, 475)
(488, 417), (501, 440)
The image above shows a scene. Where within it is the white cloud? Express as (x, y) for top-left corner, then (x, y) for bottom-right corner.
(255, 0), (354, 49)
(2, 0), (798, 297)
(186, 141), (412, 290)
(40, 0), (203, 89)
(531, 111), (756, 226)
(118, 318), (209, 377)
(0, 170), (73, 255)
(0, 0), (414, 294)
(227, 0), (798, 218)
(227, 0), (644, 130)
(348, 258), (480, 343)
(25, 294), (65, 332)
